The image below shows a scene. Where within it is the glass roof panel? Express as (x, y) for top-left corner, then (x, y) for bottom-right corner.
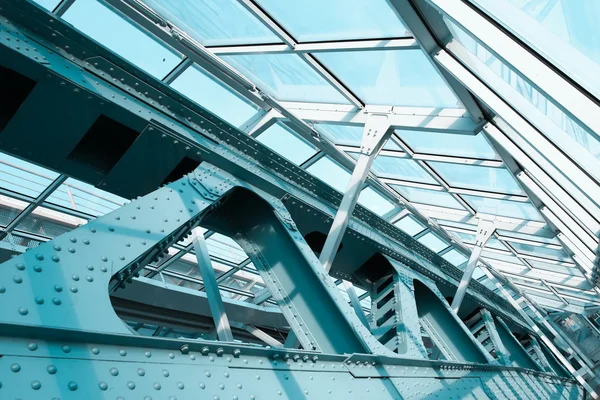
(0, 153), (58, 198)
(31, 0), (61, 11)
(428, 162), (524, 195)
(481, 251), (525, 265)
(469, 0), (600, 98)
(448, 20), (600, 164)
(316, 124), (403, 150)
(141, 0), (281, 46)
(47, 178), (127, 217)
(315, 50), (461, 108)
(256, 123), (317, 165)
(306, 157), (350, 193)
(397, 130), (499, 160)
(357, 187), (396, 216)
(205, 233), (247, 263)
(255, 0), (409, 42)
(463, 195), (544, 221)
(63, 0), (182, 79)
(394, 215), (426, 236)
(450, 231), (508, 251)
(371, 156), (436, 184)
(390, 185), (465, 210)
(220, 54), (349, 104)
(418, 232), (449, 252)
(170, 65), (259, 127)
(443, 249), (468, 266)
(509, 242), (571, 262)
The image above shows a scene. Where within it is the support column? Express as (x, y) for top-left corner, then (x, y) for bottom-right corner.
(451, 219), (495, 313)
(192, 227), (234, 342)
(319, 113), (392, 273)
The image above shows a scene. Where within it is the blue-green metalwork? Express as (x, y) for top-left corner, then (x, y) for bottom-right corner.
(0, 1), (589, 398)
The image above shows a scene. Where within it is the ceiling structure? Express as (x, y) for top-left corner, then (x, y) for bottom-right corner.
(4, 0), (599, 317)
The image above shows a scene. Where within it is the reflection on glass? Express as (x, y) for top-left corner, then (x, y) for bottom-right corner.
(306, 157), (350, 193)
(63, 0), (182, 79)
(463, 195), (543, 221)
(316, 50), (460, 107)
(31, 0), (61, 11)
(256, 0), (408, 42)
(469, 0), (600, 98)
(371, 156), (436, 184)
(391, 185), (464, 210)
(443, 249), (468, 266)
(221, 53), (349, 103)
(397, 130), (498, 160)
(141, 0), (280, 46)
(357, 187), (396, 216)
(394, 215), (426, 236)
(509, 242), (570, 262)
(428, 162), (524, 195)
(171, 65), (259, 127)
(0, 153), (58, 198)
(418, 232), (449, 252)
(256, 123), (317, 165)
(448, 20), (600, 163)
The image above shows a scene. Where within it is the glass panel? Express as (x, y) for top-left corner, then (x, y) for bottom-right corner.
(316, 50), (461, 108)
(448, 20), (600, 164)
(170, 65), (259, 127)
(443, 249), (468, 266)
(316, 124), (402, 150)
(428, 162), (524, 195)
(481, 250), (525, 265)
(141, 0), (280, 46)
(306, 157), (350, 193)
(527, 260), (583, 277)
(469, 0), (600, 98)
(256, 0), (408, 42)
(256, 123), (317, 165)
(221, 54), (349, 103)
(390, 185), (465, 210)
(357, 187), (396, 216)
(15, 207), (75, 238)
(31, 0), (61, 11)
(418, 232), (449, 252)
(397, 130), (499, 160)
(371, 156), (437, 184)
(0, 153), (58, 198)
(63, 0), (182, 79)
(463, 195), (544, 221)
(394, 215), (426, 236)
(509, 242), (571, 262)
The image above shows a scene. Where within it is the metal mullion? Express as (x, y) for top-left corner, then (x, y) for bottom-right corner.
(541, 280), (569, 306)
(53, 0), (77, 16)
(411, 153), (504, 167)
(416, 160), (476, 215)
(235, 0), (296, 47)
(162, 57), (193, 85)
(297, 53), (364, 108)
(448, 187), (529, 202)
(247, 109), (279, 137)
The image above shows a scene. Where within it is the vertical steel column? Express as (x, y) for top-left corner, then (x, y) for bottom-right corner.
(451, 219), (495, 313)
(319, 113), (392, 273)
(191, 227), (234, 342)
(482, 268), (599, 398)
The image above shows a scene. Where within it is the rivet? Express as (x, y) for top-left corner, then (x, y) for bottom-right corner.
(70, 287), (78, 293)
(177, 382), (184, 389)
(31, 380), (42, 390)
(13, 276), (22, 284)
(200, 383), (206, 389)
(33, 265), (42, 272)
(162, 369), (169, 377)
(53, 245), (61, 251)
(10, 363), (21, 372)
(92, 347), (100, 355)
(53, 297), (62, 305)
(47, 365), (57, 374)
(154, 382), (161, 390)
(137, 368), (145, 376)
(99, 381), (108, 390)
(52, 255), (60, 262)
(35, 254), (44, 260)
(101, 256), (108, 262)
(68, 381), (78, 391)
(205, 371), (211, 377)
(16, 263), (25, 270)
(119, 349), (127, 356)
(127, 381), (136, 390)
(54, 285), (63, 292)
(28, 342), (38, 351)
(68, 248), (76, 253)
(18, 307), (28, 315)
(110, 367), (119, 376)
(0, 286), (5, 293)
(72, 274), (80, 281)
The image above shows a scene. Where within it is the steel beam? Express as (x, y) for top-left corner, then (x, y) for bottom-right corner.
(191, 227), (234, 342)
(451, 219), (495, 313)
(320, 113), (392, 273)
